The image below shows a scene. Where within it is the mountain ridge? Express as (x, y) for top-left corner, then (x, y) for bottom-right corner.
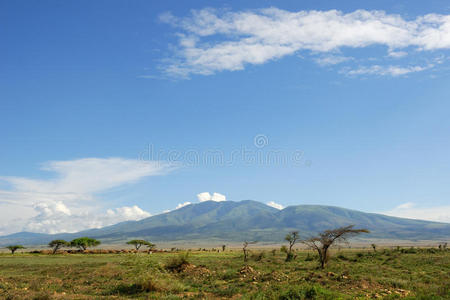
(0, 200), (449, 246)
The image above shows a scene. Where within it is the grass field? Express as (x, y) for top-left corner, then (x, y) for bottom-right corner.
(0, 247), (448, 299)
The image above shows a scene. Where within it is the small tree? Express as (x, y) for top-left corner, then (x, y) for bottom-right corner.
(146, 242), (156, 254)
(222, 244), (226, 252)
(70, 237), (100, 251)
(301, 225), (369, 269)
(49, 240), (69, 254)
(243, 241), (257, 262)
(126, 239), (153, 251)
(284, 231), (300, 261)
(6, 245), (24, 254)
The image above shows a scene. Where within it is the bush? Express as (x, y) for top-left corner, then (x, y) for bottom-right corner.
(165, 252), (190, 272)
(336, 254), (349, 261)
(305, 253), (315, 261)
(251, 251), (266, 261)
(278, 284), (339, 300)
(401, 247), (417, 254)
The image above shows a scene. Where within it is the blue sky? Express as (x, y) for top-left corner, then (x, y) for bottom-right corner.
(1, 0), (450, 234)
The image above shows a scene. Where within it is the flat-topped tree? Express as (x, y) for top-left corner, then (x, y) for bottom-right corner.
(6, 245), (25, 254)
(126, 239), (154, 251)
(70, 237), (100, 251)
(302, 225), (369, 269)
(49, 240), (69, 254)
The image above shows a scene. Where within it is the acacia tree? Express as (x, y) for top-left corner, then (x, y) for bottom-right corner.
(49, 240), (69, 254)
(6, 245), (24, 254)
(284, 231), (300, 261)
(70, 237), (100, 251)
(302, 225), (369, 269)
(242, 241), (257, 262)
(126, 240), (153, 251)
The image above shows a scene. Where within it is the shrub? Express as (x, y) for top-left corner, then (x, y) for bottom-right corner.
(336, 254), (349, 261)
(305, 253), (315, 261)
(165, 252), (190, 272)
(251, 251), (266, 261)
(278, 284), (339, 300)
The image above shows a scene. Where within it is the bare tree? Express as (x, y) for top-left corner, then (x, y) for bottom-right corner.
(242, 241), (257, 262)
(301, 225), (369, 269)
(284, 231), (300, 261)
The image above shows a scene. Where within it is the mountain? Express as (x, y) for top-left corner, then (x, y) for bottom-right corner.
(0, 200), (449, 246)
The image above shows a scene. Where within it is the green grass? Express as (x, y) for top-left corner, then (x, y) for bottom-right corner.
(0, 248), (448, 299)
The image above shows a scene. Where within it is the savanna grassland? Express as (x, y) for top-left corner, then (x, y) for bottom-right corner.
(0, 247), (448, 300)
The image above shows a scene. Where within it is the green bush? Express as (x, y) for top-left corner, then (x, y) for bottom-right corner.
(165, 252), (190, 272)
(278, 284), (340, 300)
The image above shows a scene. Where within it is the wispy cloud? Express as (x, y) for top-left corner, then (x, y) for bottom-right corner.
(0, 158), (175, 234)
(343, 64), (432, 77)
(159, 8), (450, 78)
(388, 50), (408, 58)
(383, 202), (450, 223)
(314, 55), (353, 66)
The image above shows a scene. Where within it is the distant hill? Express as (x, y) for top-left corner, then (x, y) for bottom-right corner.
(0, 200), (449, 246)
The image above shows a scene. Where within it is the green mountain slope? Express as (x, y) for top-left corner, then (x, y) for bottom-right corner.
(0, 200), (448, 246)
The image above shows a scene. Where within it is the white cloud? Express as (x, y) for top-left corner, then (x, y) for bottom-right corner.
(160, 8), (450, 77)
(266, 201), (284, 210)
(106, 205), (151, 220)
(197, 192), (212, 202)
(0, 157), (174, 235)
(197, 192), (226, 202)
(343, 64), (431, 76)
(383, 202), (450, 223)
(22, 203), (151, 234)
(175, 201), (192, 209)
(388, 50), (408, 58)
(211, 192), (226, 202)
(1, 158), (172, 196)
(314, 55), (352, 66)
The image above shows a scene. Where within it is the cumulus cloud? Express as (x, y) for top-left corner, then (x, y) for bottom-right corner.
(22, 202), (151, 234)
(159, 8), (450, 77)
(196, 192), (226, 202)
(0, 157), (174, 235)
(197, 192), (212, 202)
(211, 192), (226, 202)
(266, 201), (284, 210)
(383, 202), (450, 223)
